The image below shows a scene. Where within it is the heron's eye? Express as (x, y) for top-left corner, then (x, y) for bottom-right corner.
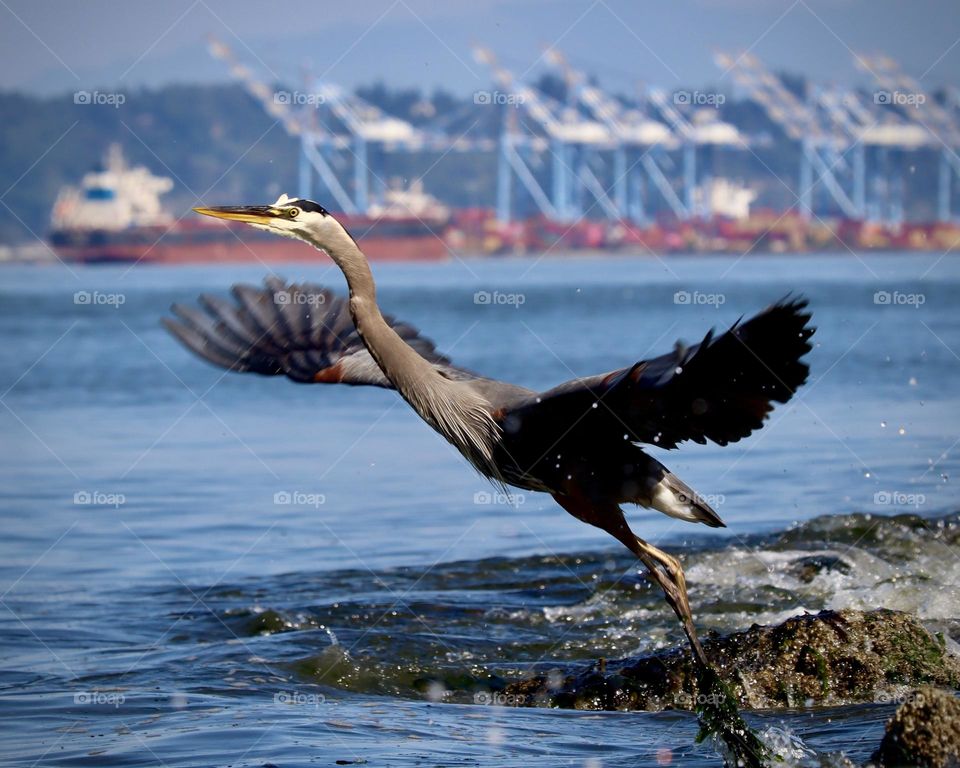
(287, 207), (301, 219)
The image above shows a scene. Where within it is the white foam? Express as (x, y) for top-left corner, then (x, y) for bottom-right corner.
(686, 541), (959, 621)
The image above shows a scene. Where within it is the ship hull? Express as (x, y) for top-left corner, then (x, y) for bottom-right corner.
(50, 219), (450, 265)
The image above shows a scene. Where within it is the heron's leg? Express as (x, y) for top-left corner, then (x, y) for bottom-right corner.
(551, 492), (709, 669)
(630, 535), (708, 669)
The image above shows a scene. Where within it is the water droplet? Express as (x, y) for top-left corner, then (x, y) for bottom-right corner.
(898, 427), (906, 435)
(547, 669), (565, 690)
(909, 377), (918, 386)
(880, 421), (887, 428)
(425, 681), (447, 702)
(169, 692), (188, 709)
(864, 471), (871, 478)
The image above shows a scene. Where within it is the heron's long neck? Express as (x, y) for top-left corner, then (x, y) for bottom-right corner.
(319, 227), (442, 398)
(314, 224), (501, 478)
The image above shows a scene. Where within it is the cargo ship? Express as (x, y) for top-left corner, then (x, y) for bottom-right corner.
(49, 146), (450, 264)
(47, 148), (960, 262)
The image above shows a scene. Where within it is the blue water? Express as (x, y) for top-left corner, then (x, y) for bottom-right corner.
(1, 252), (958, 766)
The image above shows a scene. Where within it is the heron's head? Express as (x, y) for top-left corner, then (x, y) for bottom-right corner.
(194, 194), (350, 254)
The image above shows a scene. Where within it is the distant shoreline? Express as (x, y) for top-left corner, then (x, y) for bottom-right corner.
(1, 242), (955, 265)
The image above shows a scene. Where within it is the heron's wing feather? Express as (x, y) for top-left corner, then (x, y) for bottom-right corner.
(163, 277), (464, 388)
(521, 297), (814, 448)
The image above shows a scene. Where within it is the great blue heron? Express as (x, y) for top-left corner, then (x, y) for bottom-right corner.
(165, 195), (814, 671)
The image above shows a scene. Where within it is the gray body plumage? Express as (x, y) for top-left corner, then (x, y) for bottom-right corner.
(174, 195), (815, 681)
(165, 276), (814, 528)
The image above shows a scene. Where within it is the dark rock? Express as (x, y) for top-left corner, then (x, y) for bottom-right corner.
(872, 686), (960, 767)
(789, 553), (852, 583)
(504, 609), (959, 711)
(244, 609), (289, 635)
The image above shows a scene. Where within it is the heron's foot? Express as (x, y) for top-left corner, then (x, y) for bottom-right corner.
(631, 538), (769, 766)
(632, 537), (710, 669)
(579, 505), (767, 765)
(667, 567), (768, 765)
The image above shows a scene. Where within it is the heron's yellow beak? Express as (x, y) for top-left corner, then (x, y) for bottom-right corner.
(193, 205), (284, 224)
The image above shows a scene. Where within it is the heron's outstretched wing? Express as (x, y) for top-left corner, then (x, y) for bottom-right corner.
(163, 277), (468, 388)
(511, 297), (814, 449)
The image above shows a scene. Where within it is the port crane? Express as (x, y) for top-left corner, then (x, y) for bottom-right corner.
(814, 83), (931, 223)
(716, 50), (866, 221)
(646, 86), (744, 219)
(854, 53), (960, 223)
(209, 36), (424, 215)
(206, 37), (957, 232)
(472, 45), (618, 223)
(542, 47), (689, 222)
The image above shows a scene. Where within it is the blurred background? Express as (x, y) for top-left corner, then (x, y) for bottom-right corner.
(1, 2), (958, 766)
(2, 0), (960, 254)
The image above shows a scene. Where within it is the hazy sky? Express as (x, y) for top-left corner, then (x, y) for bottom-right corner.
(1, 0), (958, 96)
